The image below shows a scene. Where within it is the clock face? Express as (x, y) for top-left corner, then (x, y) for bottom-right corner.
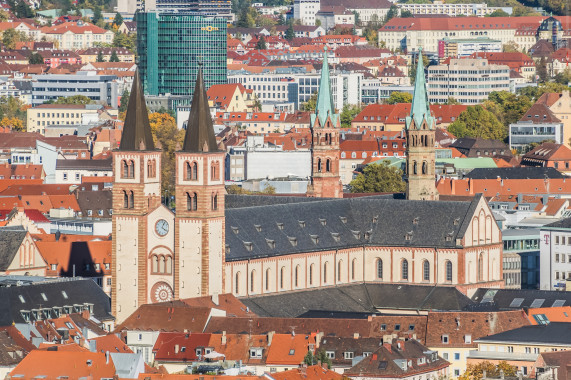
(155, 219), (169, 237)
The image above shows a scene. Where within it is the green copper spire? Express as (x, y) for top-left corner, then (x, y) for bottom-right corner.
(311, 47), (339, 128)
(406, 48), (434, 130)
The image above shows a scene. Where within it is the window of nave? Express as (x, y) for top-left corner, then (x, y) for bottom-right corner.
(402, 259), (409, 281)
(186, 161), (198, 181)
(121, 159), (135, 179)
(151, 255), (172, 275)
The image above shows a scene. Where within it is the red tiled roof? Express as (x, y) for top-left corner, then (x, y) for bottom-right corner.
(9, 351), (115, 379)
(153, 332), (211, 362)
(265, 334), (315, 365)
(41, 22), (109, 35)
(380, 16), (566, 32)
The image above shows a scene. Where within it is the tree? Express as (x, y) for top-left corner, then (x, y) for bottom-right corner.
(314, 350), (332, 369)
(149, 112), (185, 195)
(2, 28), (29, 50)
(400, 9), (413, 17)
(554, 68), (571, 85)
(96, 51), (105, 62)
(486, 91), (532, 127)
(518, 82), (570, 101)
(255, 35), (267, 50)
(92, 7), (103, 24)
(349, 160), (406, 193)
(119, 89), (130, 114)
(28, 52), (43, 65)
(302, 92), (318, 111)
(385, 91), (412, 104)
(109, 50), (120, 62)
(444, 97), (460, 105)
(384, 5), (398, 23)
(488, 9), (510, 17)
(340, 104), (362, 128)
(537, 57), (548, 82)
(0, 96), (27, 130)
(285, 22), (295, 41)
(15, 1), (33, 18)
(448, 105), (506, 140)
(459, 361), (516, 380)
(303, 351), (314, 366)
(54, 95), (94, 105)
(353, 10), (360, 26)
(0, 116), (24, 131)
(113, 32), (136, 51)
(502, 41), (519, 53)
(113, 12), (124, 26)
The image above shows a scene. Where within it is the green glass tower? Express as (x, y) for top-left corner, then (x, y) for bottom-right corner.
(137, 12), (227, 99)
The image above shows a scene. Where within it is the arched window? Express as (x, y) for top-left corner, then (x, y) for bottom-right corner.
(123, 191), (128, 208)
(186, 162), (192, 181)
(128, 191), (134, 209)
(309, 264), (314, 285)
(341, 152), (346, 158)
(413, 161), (417, 175)
(158, 256), (165, 273)
(422, 161), (427, 175)
(280, 267), (285, 289)
(235, 272), (240, 293)
(446, 260), (453, 282)
(317, 158), (322, 172)
(326, 159), (331, 172)
(402, 259), (408, 281)
(192, 162), (198, 180)
(122, 160), (129, 178)
(211, 161), (220, 181)
(362, 152), (367, 158)
(147, 160), (155, 178)
(423, 260), (430, 281)
(128, 160), (135, 178)
(351, 259), (356, 280)
(212, 193), (218, 211)
(166, 256), (172, 274)
(478, 253), (484, 282)
(152, 255), (158, 273)
(250, 270), (255, 292)
(337, 260), (342, 282)
(187, 192), (198, 211)
(376, 259), (383, 279)
(295, 265), (300, 287)
(265, 268), (270, 291)
(323, 262), (328, 284)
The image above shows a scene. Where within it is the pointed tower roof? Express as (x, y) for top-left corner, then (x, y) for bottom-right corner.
(119, 69), (155, 151)
(182, 67), (219, 153)
(406, 48), (435, 130)
(311, 47), (339, 128)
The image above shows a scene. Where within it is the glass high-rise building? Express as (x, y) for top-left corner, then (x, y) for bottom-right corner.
(137, 12), (227, 100)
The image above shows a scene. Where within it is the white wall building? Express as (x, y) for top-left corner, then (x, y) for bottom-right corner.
(397, 2), (512, 17)
(540, 219), (571, 291)
(427, 58), (510, 104)
(293, 0), (320, 25)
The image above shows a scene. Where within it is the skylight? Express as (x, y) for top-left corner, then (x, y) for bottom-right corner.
(530, 299), (545, 308)
(509, 298), (524, 308)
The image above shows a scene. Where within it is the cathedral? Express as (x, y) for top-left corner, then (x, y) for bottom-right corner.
(112, 51), (504, 323)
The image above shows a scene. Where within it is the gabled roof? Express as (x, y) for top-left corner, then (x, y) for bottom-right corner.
(537, 92), (563, 107)
(520, 103), (561, 123)
(522, 142), (571, 161)
(153, 332), (211, 362)
(527, 306), (571, 325)
(182, 67), (219, 153)
(115, 303), (212, 333)
(268, 365), (343, 380)
(265, 333), (315, 365)
(0, 226), (28, 271)
(118, 70), (155, 151)
(472, 288), (571, 309)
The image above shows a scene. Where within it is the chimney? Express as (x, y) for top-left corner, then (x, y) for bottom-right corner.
(175, 344), (179, 354)
(221, 331), (227, 345)
(211, 293), (219, 306)
(268, 331), (275, 346)
(451, 178), (456, 194)
(383, 335), (393, 344)
(89, 340), (96, 352)
(517, 193), (523, 204)
(105, 350), (110, 364)
(469, 178), (474, 195)
(353, 333), (359, 339)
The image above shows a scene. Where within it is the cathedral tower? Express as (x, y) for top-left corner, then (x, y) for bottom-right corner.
(307, 48), (343, 198)
(112, 70), (163, 321)
(174, 68), (225, 299)
(405, 48), (439, 201)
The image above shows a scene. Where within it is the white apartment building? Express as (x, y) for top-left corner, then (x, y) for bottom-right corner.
(228, 70), (363, 110)
(427, 58), (510, 104)
(397, 2), (511, 17)
(27, 104), (116, 134)
(439, 37), (502, 59)
(378, 16), (548, 53)
(293, 0), (320, 25)
(540, 219), (571, 291)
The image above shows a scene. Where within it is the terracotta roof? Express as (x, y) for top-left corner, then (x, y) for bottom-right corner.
(0, 164), (43, 179)
(0, 184), (72, 196)
(207, 83), (248, 110)
(9, 350), (116, 379)
(436, 177), (571, 197)
(180, 294), (254, 317)
(207, 333), (269, 364)
(380, 16), (555, 32)
(265, 333), (315, 365)
(153, 332), (212, 362)
(537, 92), (563, 107)
(41, 22), (110, 35)
(271, 365), (343, 380)
(522, 142), (571, 161)
(36, 240), (111, 277)
(115, 303), (212, 333)
(527, 306), (571, 325)
(543, 198), (568, 216)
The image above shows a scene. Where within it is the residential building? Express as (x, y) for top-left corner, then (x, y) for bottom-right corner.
(427, 58), (510, 104)
(468, 322), (571, 377)
(450, 137), (512, 159)
(509, 105), (564, 151)
(54, 158), (112, 184)
(535, 92), (571, 148)
(397, 2), (511, 17)
(502, 229), (540, 289)
(207, 83), (254, 112)
(0, 226), (46, 276)
(540, 218), (571, 290)
(137, 11), (227, 99)
(316, 6), (355, 31)
(438, 38), (502, 60)
(377, 16), (569, 53)
(36, 50), (82, 68)
(78, 47), (135, 63)
(40, 22), (115, 49)
(293, 0), (320, 25)
(521, 143), (571, 174)
(322, 0), (392, 24)
(533, 350), (571, 380)
(31, 73), (119, 107)
(470, 52), (536, 81)
(27, 104), (116, 134)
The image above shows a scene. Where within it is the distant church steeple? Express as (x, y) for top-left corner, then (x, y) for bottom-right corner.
(405, 48), (438, 201)
(307, 47), (343, 199)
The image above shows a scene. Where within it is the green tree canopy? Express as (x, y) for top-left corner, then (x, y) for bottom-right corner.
(119, 89), (130, 114)
(340, 104), (362, 128)
(2, 28), (29, 49)
(96, 51), (105, 62)
(447, 105), (506, 140)
(113, 12), (124, 26)
(53, 95), (95, 105)
(385, 91), (412, 104)
(349, 160), (406, 193)
(302, 92), (318, 112)
(459, 361), (516, 380)
(28, 52), (43, 64)
(554, 68), (571, 85)
(109, 50), (120, 62)
(285, 22), (295, 41)
(486, 90), (532, 127)
(256, 35), (267, 50)
(488, 8), (509, 16)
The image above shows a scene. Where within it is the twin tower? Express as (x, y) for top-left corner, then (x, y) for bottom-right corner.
(111, 69), (225, 322)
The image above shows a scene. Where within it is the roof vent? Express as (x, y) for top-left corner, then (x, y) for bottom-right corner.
(319, 218), (327, 226)
(310, 235), (319, 245)
(225, 244), (230, 254)
(351, 230), (360, 240)
(339, 216), (347, 224)
(266, 239), (276, 249)
(413, 217), (419, 225)
(276, 222), (284, 230)
(254, 224), (262, 232)
(298, 220), (305, 228)
(231, 226), (239, 234)
(331, 232), (340, 242)
(288, 236), (297, 247)
(364, 230), (372, 240)
(372, 216), (379, 224)
(243, 242), (253, 252)
(453, 218), (460, 226)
